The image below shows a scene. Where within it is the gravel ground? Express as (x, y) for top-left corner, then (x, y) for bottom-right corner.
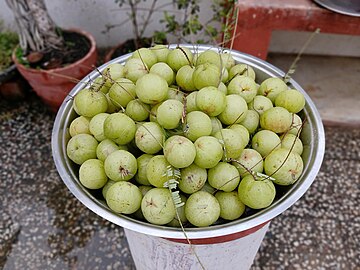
(0, 93), (359, 270)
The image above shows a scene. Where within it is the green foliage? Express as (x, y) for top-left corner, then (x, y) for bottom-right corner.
(110, 0), (237, 48)
(159, 0), (237, 45)
(0, 31), (19, 71)
(14, 47), (30, 67)
(152, 31), (167, 44)
(163, 165), (184, 208)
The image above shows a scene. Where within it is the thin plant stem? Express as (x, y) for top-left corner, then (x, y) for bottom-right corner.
(283, 28), (320, 84)
(128, 0), (140, 48)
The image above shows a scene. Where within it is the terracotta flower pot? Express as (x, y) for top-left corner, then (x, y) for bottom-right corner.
(12, 28), (97, 112)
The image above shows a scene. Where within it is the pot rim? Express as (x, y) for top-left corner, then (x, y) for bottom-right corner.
(12, 28), (97, 73)
(52, 44), (325, 239)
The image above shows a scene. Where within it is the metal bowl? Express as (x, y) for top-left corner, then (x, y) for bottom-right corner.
(52, 44), (325, 239)
(313, 0), (360, 17)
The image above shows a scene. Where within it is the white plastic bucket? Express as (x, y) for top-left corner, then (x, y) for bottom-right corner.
(125, 222), (269, 270)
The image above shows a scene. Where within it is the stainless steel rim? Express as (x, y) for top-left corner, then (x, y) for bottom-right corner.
(52, 44), (325, 239)
(313, 0), (360, 17)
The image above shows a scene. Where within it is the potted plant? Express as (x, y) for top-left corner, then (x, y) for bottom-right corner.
(0, 24), (28, 99)
(0, 26), (18, 83)
(104, 0), (237, 61)
(6, 0), (98, 111)
(104, 0), (168, 62)
(163, 0), (237, 45)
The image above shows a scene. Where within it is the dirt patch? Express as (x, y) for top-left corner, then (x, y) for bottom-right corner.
(26, 30), (91, 70)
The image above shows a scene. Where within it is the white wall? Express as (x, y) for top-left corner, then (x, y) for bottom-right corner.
(0, 0), (162, 47)
(0, 0), (215, 47)
(1, 0), (359, 56)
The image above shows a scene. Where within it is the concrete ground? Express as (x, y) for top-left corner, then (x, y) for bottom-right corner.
(0, 54), (359, 269)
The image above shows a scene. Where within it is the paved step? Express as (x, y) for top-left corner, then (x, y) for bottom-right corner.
(267, 53), (360, 127)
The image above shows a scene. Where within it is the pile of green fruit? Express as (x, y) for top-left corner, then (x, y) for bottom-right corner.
(66, 45), (306, 228)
